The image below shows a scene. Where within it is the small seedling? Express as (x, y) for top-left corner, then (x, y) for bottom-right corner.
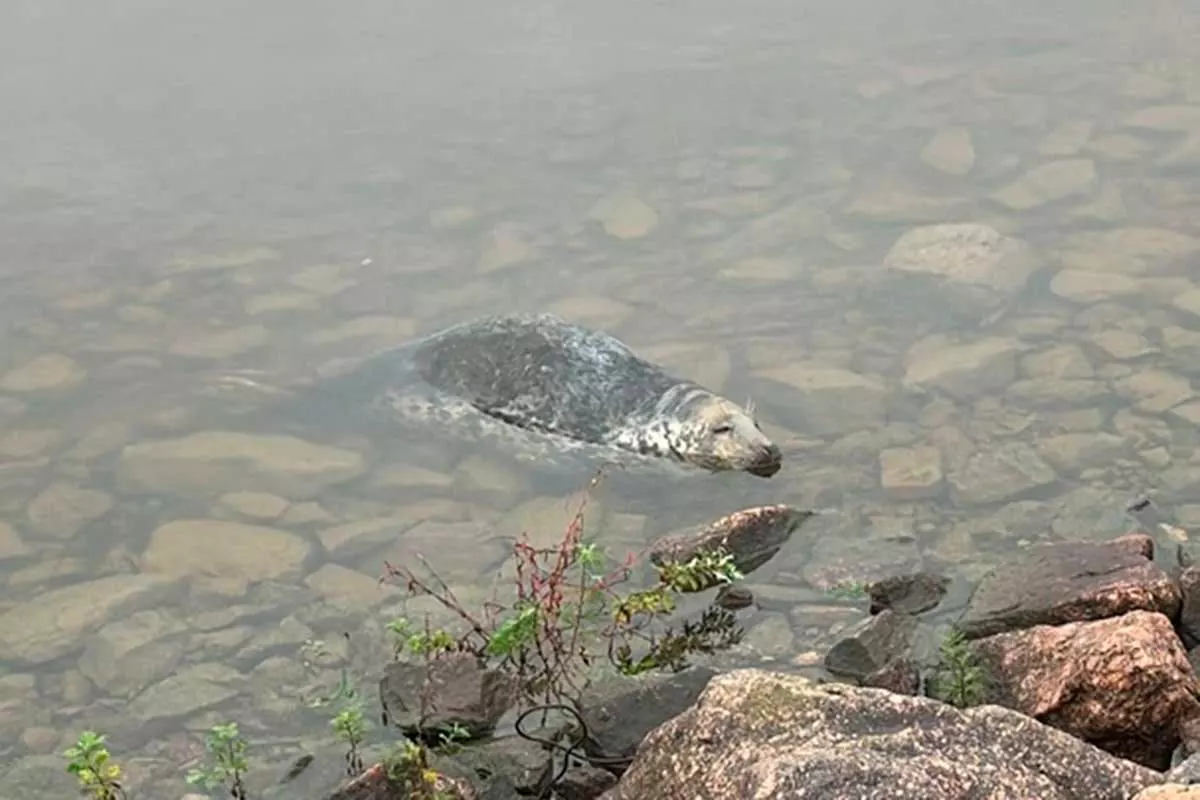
(827, 580), (868, 600)
(185, 722), (249, 800)
(433, 723), (470, 756)
(64, 731), (126, 800)
(932, 628), (986, 708)
(384, 739), (447, 800)
(331, 683), (368, 777)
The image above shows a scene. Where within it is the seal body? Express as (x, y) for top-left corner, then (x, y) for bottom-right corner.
(284, 313), (782, 478)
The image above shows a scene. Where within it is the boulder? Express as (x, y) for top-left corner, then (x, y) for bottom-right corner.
(648, 505), (813, 580)
(974, 610), (1200, 770)
(959, 533), (1180, 639)
(379, 652), (517, 740)
(601, 669), (1159, 800)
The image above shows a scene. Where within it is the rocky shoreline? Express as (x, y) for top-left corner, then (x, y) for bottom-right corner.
(307, 504), (1200, 800)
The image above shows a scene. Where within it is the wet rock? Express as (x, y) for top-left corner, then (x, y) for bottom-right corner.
(590, 193), (660, 240)
(555, 763), (618, 800)
(451, 735), (551, 795)
(868, 572), (950, 616)
(741, 613), (795, 658)
(1091, 329), (1156, 360)
(975, 610), (1200, 769)
(714, 584), (757, 611)
(1005, 377), (1111, 409)
(117, 431), (365, 500)
(0, 353), (86, 393)
(948, 441), (1058, 506)
(1117, 369), (1195, 414)
(379, 652), (517, 739)
(1177, 566), (1200, 647)
(921, 126), (975, 175)
(960, 533), (1179, 639)
(0, 574), (180, 665)
(991, 158), (1097, 210)
(802, 514), (923, 591)
(122, 662), (244, 730)
(218, 490), (290, 520)
(1012, 343), (1099, 381)
(754, 362), (889, 436)
(1122, 104), (1200, 132)
(169, 325), (269, 359)
(1038, 120), (1095, 156)
(1036, 432), (1129, 476)
(1175, 286), (1200, 319)
(600, 669), (1160, 800)
(902, 335), (1019, 400)
(648, 505), (813, 580)
(879, 445), (944, 501)
(580, 666), (717, 773)
(824, 610), (918, 684)
(303, 564), (401, 611)
(142, 518), (314, 583)
(1059, 227), (1200, 276)
(882, 223), (1042, 316)
(25, 482), (114, 539)
(477, 223), (537, 273)
(1050, 269), (1141, 303)
(77, 609), (190, 695)
(0, 521), (29, 560)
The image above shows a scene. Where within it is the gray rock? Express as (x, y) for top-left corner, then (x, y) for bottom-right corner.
(0, 574), (181, 665)
(882, 223), (1042, 317)
(948, 442), (1058, 506)
(600, 670), (1160, 800)
(960, 534), (1180, 639)
(77, 609), (191, 695)
(379, 652), (517, 739)
(579, 666), (717, 771)
(824, 610), (918, 682)
(117, 431), (365, 500)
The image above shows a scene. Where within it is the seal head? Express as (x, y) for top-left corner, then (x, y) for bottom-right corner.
(608, 385), (782, 478)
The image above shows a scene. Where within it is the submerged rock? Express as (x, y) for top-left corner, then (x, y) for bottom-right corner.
(117, 431), (365, 499)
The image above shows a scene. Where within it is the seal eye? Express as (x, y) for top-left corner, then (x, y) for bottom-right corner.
(713, 424), (733, 435)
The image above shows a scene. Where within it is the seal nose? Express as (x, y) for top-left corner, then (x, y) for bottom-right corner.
(747, 444), (782, 478)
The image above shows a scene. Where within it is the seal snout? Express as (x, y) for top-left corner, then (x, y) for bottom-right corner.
(746, 443), (783, 478)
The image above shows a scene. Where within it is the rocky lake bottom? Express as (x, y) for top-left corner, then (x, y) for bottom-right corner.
(3, 5), (1200, 798)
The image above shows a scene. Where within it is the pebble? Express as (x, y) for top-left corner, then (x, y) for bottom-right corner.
(0, 354), (86, 393)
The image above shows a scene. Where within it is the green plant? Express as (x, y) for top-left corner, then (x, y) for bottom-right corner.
(932, 628), (986, 708)
(382, 468), (747, 710)
(330, 680), (368, 777)
(827, 580), (868, 600)
(185, 722), (249, 799)
(64, 731), (126, 800)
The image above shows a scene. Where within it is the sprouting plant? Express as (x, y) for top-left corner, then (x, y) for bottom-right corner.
(380, 466), (748, 710)
(64, 731), (126, 800)
(384, 739), (449, 800)
(330, 680), (368, 777)
(185, 722), (249, 800)
(827, 580), (869, 600)
(932, 628), (986, 708)
(433, 723), (471, 756)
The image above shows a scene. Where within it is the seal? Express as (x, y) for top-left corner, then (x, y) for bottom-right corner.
(282, 312), (783, 479)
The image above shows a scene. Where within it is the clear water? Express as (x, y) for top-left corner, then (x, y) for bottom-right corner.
(2, 0), (1199, 795)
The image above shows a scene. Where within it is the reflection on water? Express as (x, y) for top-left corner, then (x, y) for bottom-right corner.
(2, 0), (1200, 795)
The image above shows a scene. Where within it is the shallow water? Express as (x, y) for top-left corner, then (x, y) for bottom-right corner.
(2, 0), (1200, 795)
